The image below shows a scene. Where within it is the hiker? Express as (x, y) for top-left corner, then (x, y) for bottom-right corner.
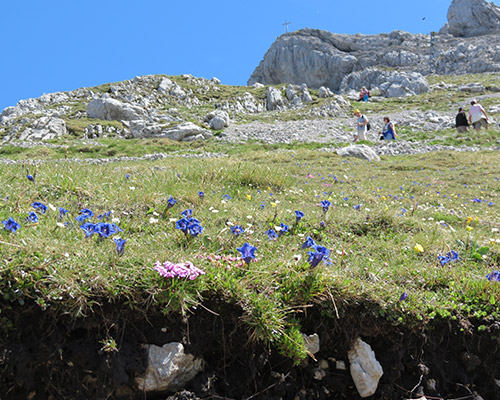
(455, 107), (470, 133)
(379, 117), (397, 140)
(353, 109), (369, 142)
(358, 86), (370, 102)
(468, 100), (489, 130)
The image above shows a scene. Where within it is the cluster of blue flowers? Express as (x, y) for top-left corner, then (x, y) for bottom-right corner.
(301, 236), (330, 267)
(176, 210), (203, 237)
(437, 250), (459, 266)
(486, 271), (500, 282)
(80, 222), (122, 238)
(1, 201), (127, 256)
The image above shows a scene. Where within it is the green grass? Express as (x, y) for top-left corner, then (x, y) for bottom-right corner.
(1, 147), (499, 360)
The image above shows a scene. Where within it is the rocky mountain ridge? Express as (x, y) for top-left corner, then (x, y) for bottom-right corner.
(0, 74), (352, 143)
(248, 0), (500, 95)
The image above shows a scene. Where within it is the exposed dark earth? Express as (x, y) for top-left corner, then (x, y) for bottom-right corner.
(1, 299), (499, 400)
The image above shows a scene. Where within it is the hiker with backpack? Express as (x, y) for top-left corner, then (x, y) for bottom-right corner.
(353, 109), (370, 142)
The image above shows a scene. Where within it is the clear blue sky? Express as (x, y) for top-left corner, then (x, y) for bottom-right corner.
(1, 0), (497, 111)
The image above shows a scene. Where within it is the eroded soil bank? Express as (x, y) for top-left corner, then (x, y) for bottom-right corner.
(1, 299), (499, 400)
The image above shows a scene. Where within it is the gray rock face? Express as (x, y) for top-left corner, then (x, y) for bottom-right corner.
(87, 97), (147, 121)
(341, 68), (429, 97)
(336, 145), (380, 162)
(248, 28), (500, 92)
(446, 0), (500, 37)
(135, 342), (204, 393)
(348, 338), (384, 398)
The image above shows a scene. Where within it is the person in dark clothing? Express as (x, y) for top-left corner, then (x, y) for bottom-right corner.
(455, 107), (470, 133)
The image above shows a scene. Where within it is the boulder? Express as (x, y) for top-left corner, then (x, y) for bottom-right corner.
(319, 86), (334, 98)
(446, 0), (500, 38)
(266, 87), (285, 111)
(87, 97), (147, 121)
(135, 342), (204, 393)
(348, 338), (384, 398)
(158, 77), (173, 93)
(209, 116), (226, 130)
(130, 121), (212, 141)
(337, 145), (380, 162)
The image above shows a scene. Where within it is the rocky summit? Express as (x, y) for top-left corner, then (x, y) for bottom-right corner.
(248, 0), (500, 95)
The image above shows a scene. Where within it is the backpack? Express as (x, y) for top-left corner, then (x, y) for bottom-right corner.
(367, 121), (371, 131)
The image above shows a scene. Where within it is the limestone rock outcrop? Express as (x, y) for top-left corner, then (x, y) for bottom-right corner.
(446, 0), (500, 37)
(341, 68), (429, 97)
(87, 97), (147, 121)
(248, 22), (500, 93)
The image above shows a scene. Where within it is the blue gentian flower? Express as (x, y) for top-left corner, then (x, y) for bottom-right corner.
(488, 202), (494, 207)
(97, 211), (112, 220)
(95, 222), (122, 238)
(486, 271), (500, 282)
(176, 217), (202, 237)
(230, 225), (244, 236)
(59, 207), (69, 219)
(321, 200), (331, 213)
(76, 208), (94, 223)
(222, 194), (232, 201)
(80, 222), (97, 237)
(125, 174), (130, 179)
(295, 210), (304, 223)
(26, 212), (38, 223)
(188, 222), (203, 237)
(2, 217), (20, 232)
(353, 204), (362, 211)
(181, 209), (193, 218)
(260, 202), (265, 209)
(27, 174), (35, 182)
(302, 236), (317, 249)
(308, 245), (330, 267)
(198, 191), (205, 199)
(265, 229), (278, 240)
(114, 238), (126, 256)
(279, 222), (289, 236)
(167, 196), (177, 209)
(237, 242), (257, 265)
(31, 202), (47, 214)
(438, 250), (459, 266)
(175, 218), (190, 232)
(399, 292), (408, 301)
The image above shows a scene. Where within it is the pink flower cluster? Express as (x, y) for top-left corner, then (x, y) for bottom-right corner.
(154, 261), (205, 280)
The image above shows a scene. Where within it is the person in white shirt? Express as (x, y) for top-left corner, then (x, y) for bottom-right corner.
(468, 100), (489, 130)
